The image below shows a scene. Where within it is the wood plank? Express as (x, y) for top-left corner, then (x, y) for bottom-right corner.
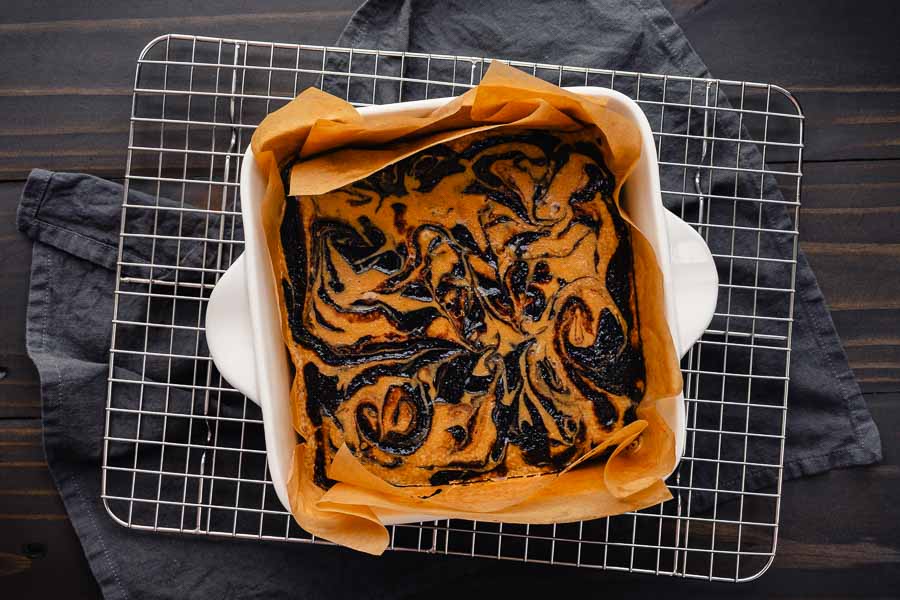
(0, 0), (362, 181)
(666, 0), (900, 162)
(792, 160), (900, 210)
(0, 187), (38, 417)
(760, 392), (899, 596)
(2, 516), (101, 599)
(0, 421), (59, 501)
(801, 247), (900, 310)
(0, 418), (99, 596)
(0, 181), (39, 418)
(792, 161), (900, 393)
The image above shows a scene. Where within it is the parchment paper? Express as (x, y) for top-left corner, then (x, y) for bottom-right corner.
(251, 62), (682, 555)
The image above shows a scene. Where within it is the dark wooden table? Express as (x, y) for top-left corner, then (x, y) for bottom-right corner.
(1, 1), (898, 597)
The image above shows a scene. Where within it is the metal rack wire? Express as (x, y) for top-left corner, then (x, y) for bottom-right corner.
(102, 33), (803, 582)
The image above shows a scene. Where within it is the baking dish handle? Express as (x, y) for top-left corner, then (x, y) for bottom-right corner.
(205, 254), (259, 402)
(206, 215), (716, 402)
(665, 211), (719, 356)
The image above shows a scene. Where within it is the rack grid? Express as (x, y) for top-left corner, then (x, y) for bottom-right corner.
(102, 33), (803, 582)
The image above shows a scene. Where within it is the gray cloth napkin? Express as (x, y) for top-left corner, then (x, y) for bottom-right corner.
(18, 1), (880, 598)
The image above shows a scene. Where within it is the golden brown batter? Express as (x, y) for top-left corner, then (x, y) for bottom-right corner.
(278, 127), (647, 489)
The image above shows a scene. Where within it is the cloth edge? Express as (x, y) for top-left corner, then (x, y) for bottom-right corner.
(17, 169), (120, 271)
(26, 242), (130, 600)
(25, 238), (243, 598)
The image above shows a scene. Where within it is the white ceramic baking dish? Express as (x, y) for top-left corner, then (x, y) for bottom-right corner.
(206, 87), (718, 522)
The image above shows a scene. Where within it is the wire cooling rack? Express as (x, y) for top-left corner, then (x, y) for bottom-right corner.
(102, 33), (803, 582)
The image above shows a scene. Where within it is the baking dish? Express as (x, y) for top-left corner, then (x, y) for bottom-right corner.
(205, 87), (719, 522)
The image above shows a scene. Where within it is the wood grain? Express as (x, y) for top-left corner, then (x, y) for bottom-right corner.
(1, 1), (898, 597)
(0, 0), (362, 181)
(668, 0), (900, 162)
(793, 161), (900, 392)
(0, 419), (102, 598)
(0, 181), (39, 418)
(0, 422), (60, 506)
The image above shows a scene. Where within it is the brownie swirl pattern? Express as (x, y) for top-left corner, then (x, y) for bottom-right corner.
(279, 127), (646, 489)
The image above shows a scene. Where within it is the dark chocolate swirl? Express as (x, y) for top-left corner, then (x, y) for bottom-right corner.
(279, 127), (645, 488)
